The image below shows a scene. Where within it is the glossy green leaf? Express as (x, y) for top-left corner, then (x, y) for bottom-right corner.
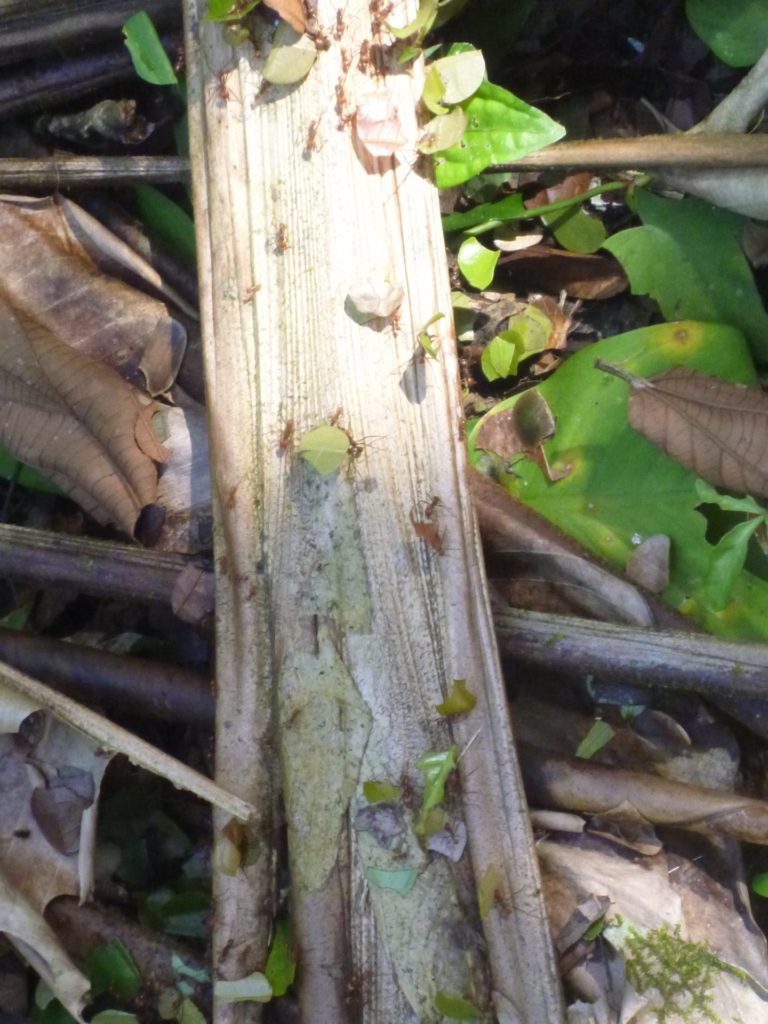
(388, 0), (438, 41)
(418, 108), (467, 153)
(434, 991), (483, 1020)
(443, 192), (527, 233)
(363, 779), (401, 802)
(433, 80), (565, 189)
(685, 0), (768, 66)
(86, 939), (141, 1000)
(122, 12), (178, 85)
(603, 190), (768, 363)
(545, 205), (606, 254)
(264, 919), (296, 997)
(134, 186), (196, 268)
(457, 236), (499, 289)
(214, 972), (272, 1003)
(481, 333), (518, 381)
(263, 23), (316, 85)
(751, 872), (768, 897)
(298, 425), (349, 474)
(416, 747), (456, 832)
(365, 865), (419, 893)
(471, 321), (768, 641)
(436, 679), (477, 715)
(575, 720), (615, 759)
(429, 49), (485, 104)
(695, 479), (766, 516)
(701, 517), (764, 611)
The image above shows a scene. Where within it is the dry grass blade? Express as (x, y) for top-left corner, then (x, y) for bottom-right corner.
(596, 361), (768, 496)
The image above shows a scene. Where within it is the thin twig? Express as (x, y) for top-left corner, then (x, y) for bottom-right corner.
(0, 156), (190, 188)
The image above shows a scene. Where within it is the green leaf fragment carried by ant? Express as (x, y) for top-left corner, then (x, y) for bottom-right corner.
(206, 0), (261, 20)
(263, 23), (316, 85)
(86, 938), (141, 1000)
(436, 679), (477, 716)
(476, 863), (505, 918)
(423, 65), (450, 115)
(434, 80), (565, 189)
(418, 312), (445, 357)
(123, 12), (178, 85)
(457, 236), (499, 289)
(428, 49), (486, 105)
(298, 425), (349, 474)
(434, 990), (483, 1020)
(365, 865), (419, 893)
(363, 779), (401, 802)
(388, 0), (438, 41)
(418, 108), (467, 154)
(264, 919), (296, 997)
(575, 719), (615, 759)
(416, 747), (456, 832)
(751, 872), (768, 897)
(214, 972), (272, 1003)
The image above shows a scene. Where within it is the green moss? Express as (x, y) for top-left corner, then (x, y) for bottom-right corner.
(624, 923), (723, 1023)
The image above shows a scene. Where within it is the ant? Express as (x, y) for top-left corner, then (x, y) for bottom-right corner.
(275, 418), (295, 457)
(304, 119), (320, 156)
(410, 497), (445, 555)
(276, 223), (289, 252)
(242, 282), (261, 302)
(334, 7), (345, 39)
(358, 38), (372, 73)
(335, 82), (354, 128)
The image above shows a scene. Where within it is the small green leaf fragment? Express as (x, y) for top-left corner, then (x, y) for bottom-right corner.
(584, 915), (609, 940)
(481, 332), (520, 381)
(575, 720), (615, 759)
(365, 865), (419, 893)
(388, 0), (438, 41)
(418, 107), (467, 153)
(422, 65), (449, 115)
(91, 1013), (139, 1024)
(206, 0), (261, 20)
(264, 919), (296, 997)
(434, 990), (482, 1020)
(86, 938), (142, 1000)
(477, 863), (504, 918)
(436, 679), (477, 716)
(457, 236), (499, 289)
(701, 517), (764, 611)
(544, 205), (606, 254)
(430, 49), (485, 104)
(178, 998), (207, 1024)
(363, 779), (401, 802)
(443, 192), (527, 233)
(751, 872), (768, 897)
(694, 478), (767, 516)
(298, 425), (349, 475)
(263, 23), (316, 85)
(416, 747), (456, 832)
(122, 12), (178, 85)
(134, 186), (196, 268)
(171, 955), (210, 984)
(418, 312), (445, 357)
(214, 972), (272, 1003)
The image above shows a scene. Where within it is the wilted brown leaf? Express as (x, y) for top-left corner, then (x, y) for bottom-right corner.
(262, 0), (306, 32)
(597, 361), (768, 497)
(475, 389), (571, 481)
(0, 297), (168, 536)
(498, 245), (627, 300)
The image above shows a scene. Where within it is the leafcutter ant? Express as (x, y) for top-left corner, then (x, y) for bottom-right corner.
(242, 282), (261, 302)
(410, 503), (445, 555)
(276, 223), (289, 252)
(358, 38), (372, 73)
(334, 7), (345, 39)
(275, 418), (295, 457)
(304, 119), (321, 156)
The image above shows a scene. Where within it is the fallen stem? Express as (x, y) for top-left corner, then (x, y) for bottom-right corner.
(0, 156), (190, 187)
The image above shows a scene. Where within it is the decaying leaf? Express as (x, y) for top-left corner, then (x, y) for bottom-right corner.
(262, 22), (316, 85)
(475, 389), (571, 481)
(626, 534), (671, 594)
(345, 272), (404, 322)
(262, 0), (305, 32)
(597, 361), (768, 498)
(0, 298), (168, 537)
(355, 92), (409, 158)
(498, 245), (627, 300)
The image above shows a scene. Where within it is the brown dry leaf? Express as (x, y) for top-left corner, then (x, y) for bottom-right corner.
(525, 171), (595, 210)
(262, 0), (306, 32)
(597, 361), (768, 497)
(498, 245), (627, 300)
(0, 196), (186, 396)
(0, 297), (168, 536)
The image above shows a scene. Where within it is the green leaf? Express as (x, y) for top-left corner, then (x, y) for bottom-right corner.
(434, 991), (483, 1020)
(416, 747), (456, 832)
(388, 0), (438, 41)
(264, 919), (296, 997)
(418, 312), (445, 357)
(206, 0), (261, 21)
(422, 65), (450, 115)
(86, 939), (142, 1000)
(214, 972), (272, 1003)
(134, 186), (196, 268)
(694, 479), (767, 517)
(436, 679), (477, 715)
(685, 0), (768, 66)
(429, 49), (486, 104)
(177, 999), (207, 1024)
(603, 190), (768, 363)
(297, 424), (349, 474)
(91, 1014), (139, 1024)
(545, 205), (606, 254)
(433, 80), (565, 188)
(363, 779), (401, 802)
(481, 333), (519, 381)
(263, 23), (316, 85)
(457, 236), (499, 288)
(365, 865), (419, 893)
(470, 320), (768, 641)
(477, 863), (504, 918)
(575, 720), (615, 759)
(751, 872), (768, 897)
(122, 12), (178, 85)
(418, 107), (468, 154)
(701, 517), (764, 611)
(443, 191), (527, 233)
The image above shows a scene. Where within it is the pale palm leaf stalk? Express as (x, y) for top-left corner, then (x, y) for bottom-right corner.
(184, 0), (563, 1020)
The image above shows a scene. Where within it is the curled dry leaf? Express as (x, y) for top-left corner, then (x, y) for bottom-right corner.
(262, 0), (306, 33)
(597, 361), (768, 498)
(0, 298), (168, 536)
(355, 92), (408, 158)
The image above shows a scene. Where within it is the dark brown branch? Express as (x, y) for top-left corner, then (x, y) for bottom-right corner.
(0, 156), (190, 188)
(488, 133), (768, 171)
